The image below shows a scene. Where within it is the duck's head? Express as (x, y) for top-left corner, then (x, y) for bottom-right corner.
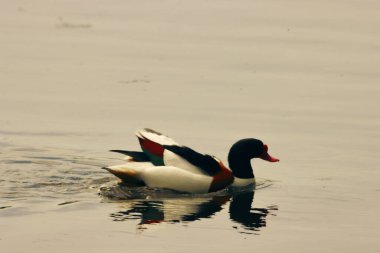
(228, 138), (279, 179)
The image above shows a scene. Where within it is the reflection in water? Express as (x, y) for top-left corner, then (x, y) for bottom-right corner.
(229, 191), (278, 233)
(107, 188), (277, 234)
(110, 195), (230, 225)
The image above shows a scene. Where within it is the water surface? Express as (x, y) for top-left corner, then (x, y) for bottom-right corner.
(1, 0), (380, 252)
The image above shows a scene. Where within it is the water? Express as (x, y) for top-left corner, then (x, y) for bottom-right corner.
(0, 146), (110, 200)
(1, 0), (380, 252)
(0, 144), (277, 235)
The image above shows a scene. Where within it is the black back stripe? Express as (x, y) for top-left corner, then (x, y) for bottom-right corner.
(163, 145), (220, 176)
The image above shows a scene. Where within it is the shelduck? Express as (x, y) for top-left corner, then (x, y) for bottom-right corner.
(103, 128), (279, 194)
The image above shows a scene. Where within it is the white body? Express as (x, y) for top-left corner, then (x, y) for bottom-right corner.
(106, 162), (213, 194)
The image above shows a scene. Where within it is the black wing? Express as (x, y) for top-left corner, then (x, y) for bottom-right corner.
(163, 145), (221, 176)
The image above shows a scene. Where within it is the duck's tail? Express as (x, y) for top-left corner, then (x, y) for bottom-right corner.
(110, 150), (150, 162)
(102, 162), (151, 186)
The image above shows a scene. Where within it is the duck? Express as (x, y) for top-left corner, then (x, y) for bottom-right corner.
(103, 128), (279, 194)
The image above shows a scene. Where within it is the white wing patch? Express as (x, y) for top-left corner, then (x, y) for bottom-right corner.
(163, 149), (208, 175)
(136, 129), (179, 146)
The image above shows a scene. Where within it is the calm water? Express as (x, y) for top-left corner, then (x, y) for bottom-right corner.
(1, 0), (380, 252)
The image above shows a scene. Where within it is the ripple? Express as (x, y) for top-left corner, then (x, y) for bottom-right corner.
(0, 146), (114, 200)
(57, 200), (80, 206)
(99, 178), (273, 201)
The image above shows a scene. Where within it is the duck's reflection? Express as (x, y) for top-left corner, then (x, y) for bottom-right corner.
(229, 191), (278, 233)
(109, 190), (277, 233)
